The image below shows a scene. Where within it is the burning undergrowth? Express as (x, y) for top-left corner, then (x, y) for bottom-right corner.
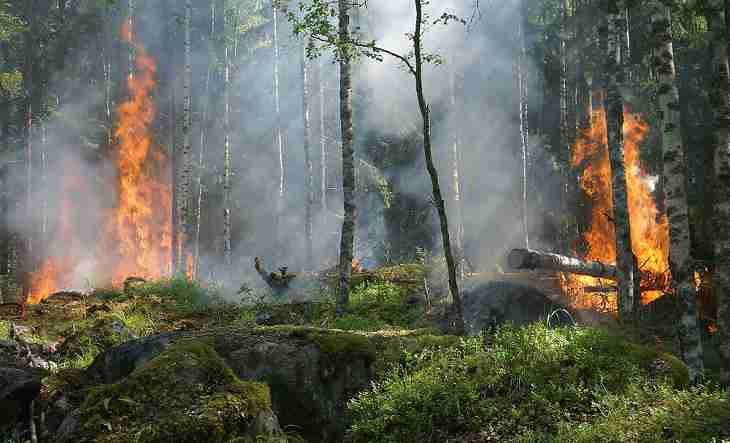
(28, 23), (171, 303)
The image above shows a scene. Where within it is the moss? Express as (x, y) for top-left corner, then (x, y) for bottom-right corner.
(67, 340), (275, 443)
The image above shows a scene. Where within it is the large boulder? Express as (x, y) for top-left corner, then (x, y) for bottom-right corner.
(57, 341), (280, 443)
(461, 281), (572, 335)
(0, 367), (42, 427)
(80, 326), (457, 442)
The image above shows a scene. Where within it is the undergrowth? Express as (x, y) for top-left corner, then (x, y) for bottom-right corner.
(347, 323), (728, 443)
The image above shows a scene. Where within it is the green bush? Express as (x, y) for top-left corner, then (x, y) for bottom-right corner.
(346, 324), (718, 443)
(332, 282), (421, 331)
(549, 384), (730, 443)
(127, 277), (221, 312)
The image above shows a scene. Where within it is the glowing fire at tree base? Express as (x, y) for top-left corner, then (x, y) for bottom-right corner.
(562, 106), (670, 312)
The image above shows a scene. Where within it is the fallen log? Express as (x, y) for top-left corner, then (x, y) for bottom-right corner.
(508, 248), (618, 279)
(508, 248), (663, 286)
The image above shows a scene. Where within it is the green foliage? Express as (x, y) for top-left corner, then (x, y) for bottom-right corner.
(0, 70), (22, 97)
(126, 277), (223, 313)
(549, 384), (730, 443)
(346, 324), (712, 443)
(331, 282), (421, 331)
(0, 2), (24, 42)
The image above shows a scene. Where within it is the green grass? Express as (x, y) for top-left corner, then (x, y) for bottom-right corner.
(346, 323), (725, 443)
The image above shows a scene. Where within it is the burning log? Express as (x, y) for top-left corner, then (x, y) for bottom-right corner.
(508, 248), (619, 279)
(508, 248), (665, 288)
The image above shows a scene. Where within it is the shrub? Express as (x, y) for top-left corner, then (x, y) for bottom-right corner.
(346, 324), (712, 443)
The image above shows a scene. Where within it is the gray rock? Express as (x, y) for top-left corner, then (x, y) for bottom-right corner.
(0, 367), (42, 426)
(461, 281), (572, 336)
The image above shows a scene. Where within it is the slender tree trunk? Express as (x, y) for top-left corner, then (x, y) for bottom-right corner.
(166, 0), (178, 275)
(413, 0), (464, 335)
(650, 2), (704, 382)
(518, 0), (530, 249)
(450, 70), (465, 280)
(195, 0), (216, 278)
(128, 0), (135, 82)
(707, 0), (730, 368)
(273, 3), (285, 260)
(336, 0), (355, 315)
(301, 41), (314, 268)
(603, 1), (636, 320)
(320, 56), (327, 215)
(40, 121), (47, 246)
(104, 2), (113, 149)
(178, 0), (193, 276)
(559, 0), (569, 157)
(223, 14), (232, 271)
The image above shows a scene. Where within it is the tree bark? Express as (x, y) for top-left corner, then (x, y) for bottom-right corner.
(319, 56), (327, 215)
(450, 69), (465, 281)
(509, 247), (619, 279)
(177, 0), (193, 276)
(195, 0), (216, 279)
(413, 0), (464, 335)
(273, 2), (285, 260)
(603, 2), (636, 320)
(301, 41), (314, 268)
(650, 1), (704, 383)
(518, 0), (530, 249)
(223, 16), (232, 271)
(336, 0), (355, 316)
(165, 0), (178, 276)
(707, 0), (730, 368)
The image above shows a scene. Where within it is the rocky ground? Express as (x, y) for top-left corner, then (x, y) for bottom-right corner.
(1, 266), (728, 442)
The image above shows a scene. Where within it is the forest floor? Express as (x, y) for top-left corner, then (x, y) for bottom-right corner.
(1, 266), (729, 442)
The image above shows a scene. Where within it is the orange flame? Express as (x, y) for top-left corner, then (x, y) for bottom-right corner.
(28, 158), (87, 303)
(563, 102), (669, 311)
(102, 21), (172, 284)
(28, 22), (172, 304)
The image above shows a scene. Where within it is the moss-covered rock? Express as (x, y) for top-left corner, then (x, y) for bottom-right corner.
(58, 341), (280, 443)
(80, 325), (456, 442)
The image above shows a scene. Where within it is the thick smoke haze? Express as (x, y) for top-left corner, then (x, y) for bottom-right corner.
(5, 0), (561, 295)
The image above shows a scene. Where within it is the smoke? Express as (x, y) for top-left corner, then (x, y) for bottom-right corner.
(4, 0), (563, 297)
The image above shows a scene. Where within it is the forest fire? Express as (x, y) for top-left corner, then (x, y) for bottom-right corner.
(101, 22), (172, 284)
(563, 106), (670, 311)
(28, 23), (171, 303)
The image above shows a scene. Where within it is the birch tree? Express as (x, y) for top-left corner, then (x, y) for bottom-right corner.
(706, 0), (730, 368)
(518, 0), (530, 249)
(284, 0), (465, 332)
(195, 0), (216, 278)
(450, 69), (465, 281)
(335, 0), (355, 315)
(319, 57), (327, 215)
(650, 0), (704, 382)
(273, 2), (286, 260)
(178, 0), (193, 276)
(603, 0), (636, 320)
(301, 40), (314, 268)
(223, 3), (232, 271)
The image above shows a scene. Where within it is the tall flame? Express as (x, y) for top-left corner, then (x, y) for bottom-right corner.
(563, 101), (670, 311)
(102, 21), (172, 284)
(28, 22), (171, 303)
